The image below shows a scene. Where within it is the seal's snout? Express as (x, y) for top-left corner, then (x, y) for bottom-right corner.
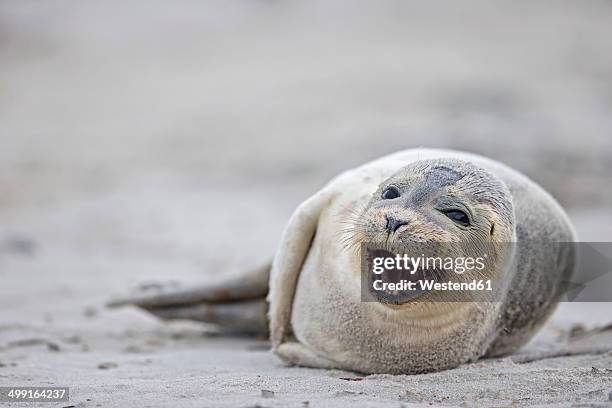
(385, 215), (408, 233)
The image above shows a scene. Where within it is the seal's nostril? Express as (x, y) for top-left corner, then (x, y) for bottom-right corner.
(385, 215), (408, 233)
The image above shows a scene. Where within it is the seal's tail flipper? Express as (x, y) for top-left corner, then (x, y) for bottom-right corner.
(145, 299), (268, 335)
(107, 262), (271, 335)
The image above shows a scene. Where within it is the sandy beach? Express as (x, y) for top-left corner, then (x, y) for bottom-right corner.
(2, 1), (612, 406)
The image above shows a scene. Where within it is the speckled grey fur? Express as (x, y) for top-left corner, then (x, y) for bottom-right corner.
(268, 148), (576, 374)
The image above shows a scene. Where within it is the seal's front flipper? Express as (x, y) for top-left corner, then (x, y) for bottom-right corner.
(107, 262), (270, 309)
(146, 299), (268, 335)
(275, 342), (338, 370)
(268, 190), (330, 348)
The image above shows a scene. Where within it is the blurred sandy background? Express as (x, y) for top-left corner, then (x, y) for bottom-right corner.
(1, 1), (612, 407)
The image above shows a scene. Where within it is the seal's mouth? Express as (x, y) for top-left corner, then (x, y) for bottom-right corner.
(366, 248), (437, 304)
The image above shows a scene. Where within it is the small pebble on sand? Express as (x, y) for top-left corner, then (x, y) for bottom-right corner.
(97, 362), (118, 369)
(261, 390), (274, 398)
(47, 342), (61, 352)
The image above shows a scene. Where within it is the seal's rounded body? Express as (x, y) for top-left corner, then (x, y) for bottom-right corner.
(269, 149), (576, 374)
(114, 148), (576, 374)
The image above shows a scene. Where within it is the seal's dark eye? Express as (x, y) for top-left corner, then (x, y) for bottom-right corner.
(443, 210), (470, 226)
(381, 186), (400, 200)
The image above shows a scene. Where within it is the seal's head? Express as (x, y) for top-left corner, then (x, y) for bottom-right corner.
(354, 158), (516, 304)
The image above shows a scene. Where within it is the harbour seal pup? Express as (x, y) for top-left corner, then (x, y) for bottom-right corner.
(110, 148), (576, 374)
